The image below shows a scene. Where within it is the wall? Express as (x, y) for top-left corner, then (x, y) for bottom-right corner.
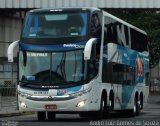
(0, 0), (160, 9)
(0, 16), (21, 58)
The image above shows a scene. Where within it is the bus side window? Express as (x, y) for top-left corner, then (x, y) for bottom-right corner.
(102, 62), (135, 85)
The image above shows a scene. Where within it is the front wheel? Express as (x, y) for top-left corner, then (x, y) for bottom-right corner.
(47, 112), (56, 121)
(89, 97), (108, 120)
(37, 112), (46, 121)
(79, 113), (89, 118)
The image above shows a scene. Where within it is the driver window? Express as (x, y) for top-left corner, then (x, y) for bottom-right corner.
(91, 13), (102, 38)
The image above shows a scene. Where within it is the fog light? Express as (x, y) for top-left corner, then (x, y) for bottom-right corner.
(77, 100), (85, 107)
(20, 102), (27, 108)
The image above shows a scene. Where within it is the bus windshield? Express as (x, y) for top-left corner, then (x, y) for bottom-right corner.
(22, 12), (88, 38)
(19, 50), (87, 86)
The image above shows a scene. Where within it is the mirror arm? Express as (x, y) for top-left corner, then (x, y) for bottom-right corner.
(8, 40), (19, 62)
(84, 38), (97, 60)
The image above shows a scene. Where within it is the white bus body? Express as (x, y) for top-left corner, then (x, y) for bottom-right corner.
(8, 8), (149, 120)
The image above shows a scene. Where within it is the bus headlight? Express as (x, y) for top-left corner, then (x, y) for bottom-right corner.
(20, 101), (27, 108)
(77, 100), (86, 107)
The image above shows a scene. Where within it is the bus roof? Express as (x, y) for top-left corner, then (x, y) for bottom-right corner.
(28, 7), (147, 35)
(29, 7), (100, 13)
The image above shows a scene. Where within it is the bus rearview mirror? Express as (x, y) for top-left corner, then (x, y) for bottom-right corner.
(8, 40), (19, 62)
(84, 38), (97, 60)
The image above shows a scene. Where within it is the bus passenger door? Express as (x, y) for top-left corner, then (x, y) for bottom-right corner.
(88, 41), (100, 79)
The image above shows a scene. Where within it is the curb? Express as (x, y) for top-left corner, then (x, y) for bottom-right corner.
(0, 112), (34, 118)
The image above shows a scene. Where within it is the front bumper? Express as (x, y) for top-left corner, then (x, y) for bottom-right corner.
(18, 94), (95, 112)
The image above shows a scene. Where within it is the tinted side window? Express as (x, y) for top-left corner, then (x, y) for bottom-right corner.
(131, 29), (148, 52)
(102, 62), (135, 85)
(103, 16), (148, 52)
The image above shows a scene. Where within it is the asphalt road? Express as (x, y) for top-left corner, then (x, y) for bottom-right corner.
(0, 94), (160, 126)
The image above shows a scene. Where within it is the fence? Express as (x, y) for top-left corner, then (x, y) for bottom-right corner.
(0, 61), (17, 110)
(0, 86), (17, 96)
(0, 86), (17, 110)
(0, 62), (17, 97)
(0, 62), (17, 85)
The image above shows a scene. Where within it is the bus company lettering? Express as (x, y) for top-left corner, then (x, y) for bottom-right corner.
(27, 52), (48, 57)
(136, 56), (144, 76)
(63, 44), (84, 48)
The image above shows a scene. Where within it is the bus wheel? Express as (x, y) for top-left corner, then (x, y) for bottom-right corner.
(140, 94), (143, 110)
(79, 113), (89, 118)
(100, 95), (108, 119)
(37, 112), (46, 121)
(130, 98), (140, 116)
(109, 94), (114, 111)
(47, 112), (56, 121)
(136, 100), (140, 115)
(89, 97), (106, 120)
(103, 98), (109, 119)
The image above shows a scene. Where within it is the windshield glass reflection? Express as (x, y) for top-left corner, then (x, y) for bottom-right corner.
(19, 50), (87, 85)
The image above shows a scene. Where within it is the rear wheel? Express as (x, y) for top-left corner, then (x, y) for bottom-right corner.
(130, 98), (140, 116)
(37, 112), (46, 121)
(109, 94), (114, 112)
(79, 113), (89, 118)
(47, 112), (56, 121)
(102, 96), (109, 118)
(136, 100), (140, 115)
(140, 94), (143, 110)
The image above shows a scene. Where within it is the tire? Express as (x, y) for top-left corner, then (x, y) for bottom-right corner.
(136, 100), (140, 115)
(99, 95), (109, 119)
(99, 98), (104, 119)
(47, 112), (56, 121)
(89, 97), (107, 120)
(140, 95), (143, 110)
(109, 96), (114, 112)
(37, 112), (46, 121)
(79, 113), (88, 118)
(130, 98), (140, 117)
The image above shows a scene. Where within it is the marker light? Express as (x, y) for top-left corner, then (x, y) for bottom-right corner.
(77, 100), (85, 107)
(20, 102), (27, 108)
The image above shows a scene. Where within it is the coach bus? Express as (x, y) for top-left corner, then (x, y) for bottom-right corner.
(8, 8), (149, 120)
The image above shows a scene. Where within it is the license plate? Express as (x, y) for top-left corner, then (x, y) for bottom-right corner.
(45, 105), (57, 110)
